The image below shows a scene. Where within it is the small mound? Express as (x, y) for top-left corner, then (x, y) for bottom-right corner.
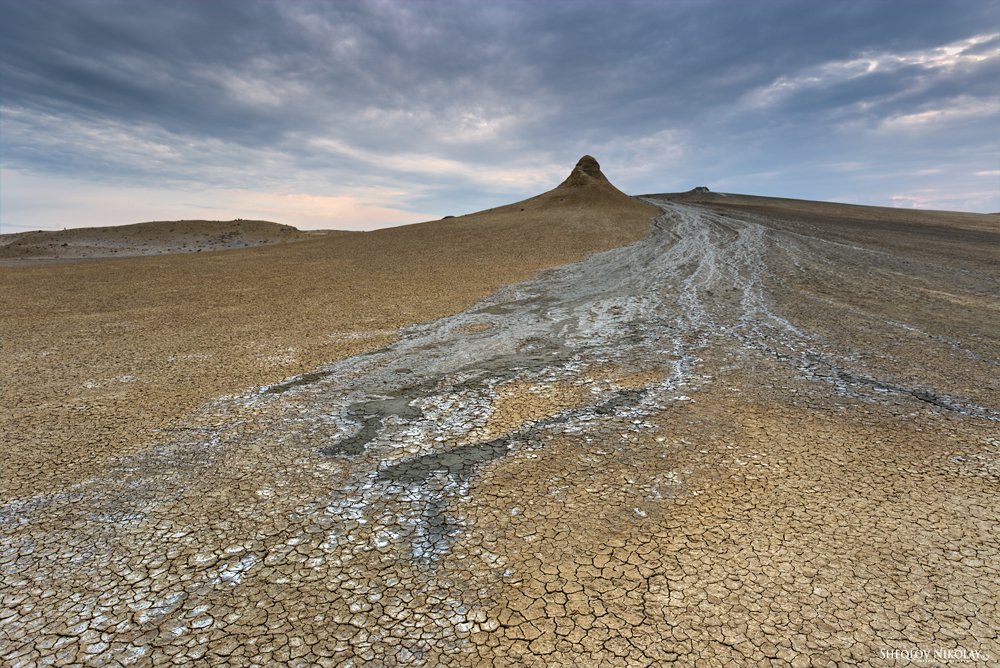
(644, 186), (723, 203)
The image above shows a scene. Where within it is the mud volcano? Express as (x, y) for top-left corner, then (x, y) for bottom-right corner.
(2, 156), (998, 666)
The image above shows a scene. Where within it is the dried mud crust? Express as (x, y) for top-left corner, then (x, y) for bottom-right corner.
(2, 202), (998, 666)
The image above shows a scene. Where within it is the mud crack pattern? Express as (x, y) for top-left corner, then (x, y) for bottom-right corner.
(2, 202), (998, 666)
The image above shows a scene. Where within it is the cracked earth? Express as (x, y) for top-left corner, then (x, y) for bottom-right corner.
(2, 200), (998, 666)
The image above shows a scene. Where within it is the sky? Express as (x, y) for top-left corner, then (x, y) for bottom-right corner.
(1, 0), (998, 232)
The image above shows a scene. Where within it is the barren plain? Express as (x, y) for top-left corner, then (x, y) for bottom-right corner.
(1, 157), (998, 666)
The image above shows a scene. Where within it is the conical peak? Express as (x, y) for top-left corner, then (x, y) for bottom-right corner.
(574, 155), (602, 178)
(556, 154), (622, 193)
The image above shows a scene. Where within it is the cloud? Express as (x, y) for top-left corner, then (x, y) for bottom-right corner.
(1, 0), (999, 230)
(889, 188), (1000, 212)
(0, 168), (430, 231)
(305, 136), (563, 192)
(747, 32), (998, 106)
(878, 96), (1000, 130)
(739, 31), (1000, 128)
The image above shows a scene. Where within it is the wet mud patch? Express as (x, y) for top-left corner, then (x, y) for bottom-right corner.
(263, 369), (332, 394)
(377, 437), (511, 487)
(321, 395), (425, 456)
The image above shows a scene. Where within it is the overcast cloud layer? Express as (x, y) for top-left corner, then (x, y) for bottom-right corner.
(1, 0), (998, 231)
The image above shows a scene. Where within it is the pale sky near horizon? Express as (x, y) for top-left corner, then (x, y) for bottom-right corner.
(1, 0), (998, 233)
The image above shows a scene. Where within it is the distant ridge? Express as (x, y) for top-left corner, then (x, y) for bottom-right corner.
(0, 219), (312, 260)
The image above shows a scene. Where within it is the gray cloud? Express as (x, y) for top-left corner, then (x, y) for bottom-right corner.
(1, 0), (998, 231)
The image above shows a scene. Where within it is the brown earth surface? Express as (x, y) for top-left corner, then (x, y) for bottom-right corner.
(2, 160), (999, 667)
